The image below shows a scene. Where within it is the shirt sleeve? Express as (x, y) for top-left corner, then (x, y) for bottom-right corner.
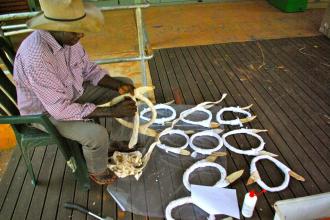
(80, 46), (108, 86)
(27, 57), (96, 121)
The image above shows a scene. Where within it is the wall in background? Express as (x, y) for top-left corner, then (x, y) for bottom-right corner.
(0, 0), (29, 14)
(308, 0), (329, 8)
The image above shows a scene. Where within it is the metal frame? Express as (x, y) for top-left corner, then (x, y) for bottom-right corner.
(0, 2), (153, 86)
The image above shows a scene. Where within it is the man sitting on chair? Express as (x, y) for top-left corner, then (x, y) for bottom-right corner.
(13, 0), (136, 185)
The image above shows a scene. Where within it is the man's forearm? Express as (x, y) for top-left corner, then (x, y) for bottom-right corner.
(97, 75), (123, 90)
(85, 107), (114, 118)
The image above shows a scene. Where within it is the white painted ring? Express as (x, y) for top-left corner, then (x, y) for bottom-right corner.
(222, 129), (265, 156)
(250, 155), (291, 192)
(189, 130), (224, 155)
(140, 104), (176, 125)
(179, 107), (213, 128)
(216, 106), (252, 127)
(165, 196), (215, 220)
(157, 129), (189, 155)
(183, 160), (229, 191)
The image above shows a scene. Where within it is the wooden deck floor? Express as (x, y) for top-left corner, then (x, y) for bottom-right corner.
(1, 36), (329, 220)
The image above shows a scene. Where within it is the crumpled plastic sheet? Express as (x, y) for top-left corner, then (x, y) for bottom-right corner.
(107, 104), (227, 219)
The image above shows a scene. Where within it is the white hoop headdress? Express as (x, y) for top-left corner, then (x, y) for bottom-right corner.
(247, 155), (305, 192)
(165, 197), (216, 220)
(157, 129), (190, 155)
(140, 104), (176, 125)
(183, 160), (244, 191)
(189, 130), (223, 156)
(216, 105), (256, 127)
(178, 94), (227, 128)
(166, 159), (243, 220)
(222, 129), (277, 156)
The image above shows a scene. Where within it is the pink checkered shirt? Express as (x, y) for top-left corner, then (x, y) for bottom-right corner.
(14, 30), (107, 120)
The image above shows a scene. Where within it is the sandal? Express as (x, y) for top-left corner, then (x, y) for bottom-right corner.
(89, 169), (118, 185)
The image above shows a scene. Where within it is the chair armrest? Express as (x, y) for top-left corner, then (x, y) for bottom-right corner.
(0, 114), (50, 125)
(0, 114), (60, 137)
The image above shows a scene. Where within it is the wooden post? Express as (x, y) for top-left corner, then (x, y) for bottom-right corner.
(320, 4), (330, 38)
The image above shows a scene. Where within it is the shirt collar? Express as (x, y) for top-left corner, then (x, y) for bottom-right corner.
(38, 30), (64, 54)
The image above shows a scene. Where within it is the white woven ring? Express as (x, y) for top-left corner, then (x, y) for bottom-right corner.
(140, 104), (176, 125)
(250, 155), (291, 192)
(222, 129), (265, 156)
(216, 106), (252, 127)
(179, 107), (212, 128)
(165, 196), (215, 220)
(157, 129), (189, 155)
(189, 130), (223, 155)
(183, 160), (229, 192)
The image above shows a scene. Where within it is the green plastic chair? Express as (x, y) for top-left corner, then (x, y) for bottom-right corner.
(0, 38), (91, 190)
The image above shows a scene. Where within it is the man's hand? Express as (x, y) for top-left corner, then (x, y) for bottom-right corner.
(118, 83), (135, 95)
(86, 97), (137, 118)
(109, 97), (137, 118)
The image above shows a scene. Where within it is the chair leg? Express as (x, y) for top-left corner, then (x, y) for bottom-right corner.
(19, 145), (37, 186)
(67, 140), (91, 191)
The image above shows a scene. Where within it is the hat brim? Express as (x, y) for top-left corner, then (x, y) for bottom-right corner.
(27, 3), (104, 33)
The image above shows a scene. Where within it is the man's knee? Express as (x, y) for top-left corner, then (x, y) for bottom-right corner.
(81, 125), (109, 150)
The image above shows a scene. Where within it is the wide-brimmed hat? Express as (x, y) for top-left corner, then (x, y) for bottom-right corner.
(27, 0), (104, 33)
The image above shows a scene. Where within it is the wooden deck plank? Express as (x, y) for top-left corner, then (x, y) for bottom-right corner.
(242, 41), (330, 150)
(233, 41), (330, 167)
(217, 43), (329, 193)
(158, 49), (226, 219)
(203, 44), (298, 201)
(11, 147), (46, 220)
(153, 50), (174, 102)
(184, 45), (264, 219)
(149, 58), (165, 103)
(283, 38), (330, 90)
(260, 40), (330, 114)
(0, 148), (21, 209)
(0, 148), (36, 220)
(56, 166), (77, 220)
(171, 48), (204, 104)
(197, 44), (288, 207)
(41, 150), (66, 220)
(26, 146), (58, 220)
(263, 39), (330, 110)
(180, 47), (214, 101)
(254, 40), (330, 143)
(71, 181), (88, 220)
(142, 152), (164, 219)
(189, 45), (275, 219)
(225, 42), (330, 178)
(162, 49), (195, 104)
(87, 181), (103, 220)
(275, 37), (330, 98)
(209, 44), (316, 197)
(102, 117), (118, 220)
(152, 50), (203, 219)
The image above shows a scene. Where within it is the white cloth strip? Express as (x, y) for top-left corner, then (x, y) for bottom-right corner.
(189, 130), (224, 155)
(157, 129), (189, 155)
(140, 104), (176, 125)
(216, 106), (252, 127)
(222, 128), (265, 156)
(250, 155), (291, 192)
(183, 160), (229, 191)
